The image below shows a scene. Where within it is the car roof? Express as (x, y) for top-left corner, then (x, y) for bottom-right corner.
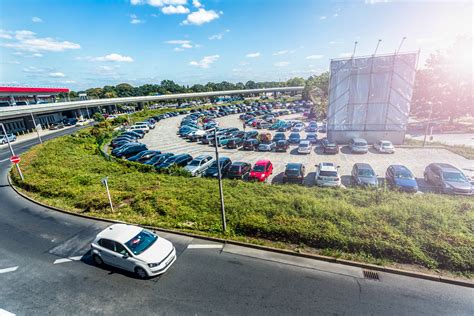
(232, 162), (247, 166)
(97, 224), (142, 244)
(352, 137), (367, 142)
(299, 140), (310, 145)
(286, 163), (302, 169)
(390, 164), (411, 172)
(194, 154), (212, 160)
(255, 159), (270, 165)
(432, 163), (460, 172)
(354, 163), (373, 169)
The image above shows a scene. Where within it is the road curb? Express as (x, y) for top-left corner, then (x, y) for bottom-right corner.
(7, 174), (473, 288)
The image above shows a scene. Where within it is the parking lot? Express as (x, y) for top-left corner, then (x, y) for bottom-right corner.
(143, 113), (474, 190)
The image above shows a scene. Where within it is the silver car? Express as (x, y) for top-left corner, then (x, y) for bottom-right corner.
(350, 137), (368, 154)
(0, 133), (16, 144)
(258, 141), (276, 151)
(184, 154), (215, 176)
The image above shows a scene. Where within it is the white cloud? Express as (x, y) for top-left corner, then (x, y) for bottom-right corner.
(151, 13), (159, 17)
(182, 8), (219, 25)
(339, 52), (352, 57)
(1, 30), (80, 52)
(273, 50), (288, 56)
(306, 54), (324, 59)
(416, 37), (441, 44)
(192, 0), (202, 8)
(333, 13), (339, 17)
(162, 5), (190, 14)
(320, 16), (327, 20)
(166, 39), (191, 44)
(246, 52), (260, 58)
(239, 61), (249, 66)
(132, 0), (187, 7)
(32, 17), (43, 23)
(32, 53), (43, 57)
(189, 54), (219, 68)
(274, 61), (289, 67)
(94, 53), (134, 62)
(181, 43), (192, 48)
(174, 47), (184, 52)
(130, 14), (144, 24)
(6, 60), (20, 64)
(365, 0), (390, 4)
(22, 66), (50, 73)
(49, 72), (65, 78)
(166, 39), (194, 50)
(208, 34), (223, 40)
(63, 80), (76, 84)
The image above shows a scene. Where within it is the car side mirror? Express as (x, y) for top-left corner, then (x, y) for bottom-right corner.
(122, 253), (129, 259)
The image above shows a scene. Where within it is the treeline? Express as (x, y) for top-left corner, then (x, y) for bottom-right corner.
(64, 77), (308, 99)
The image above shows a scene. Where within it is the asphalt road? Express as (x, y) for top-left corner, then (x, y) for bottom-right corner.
(0, 122), (473, 315)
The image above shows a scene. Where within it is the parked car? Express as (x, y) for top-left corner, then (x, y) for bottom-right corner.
(48, 122), (64, 130)
(226, 137), (244, 149)
(305, 133), (318, 144)
(156, 153), (193, 171)
(275, 140), (289, 152)
(288, 132), (301, 144)
(283, 163), (305, 184)
(258, 141), (276, 152)
(249, 160), (273, 182)
(273, 132), (286, 142)
(129, 124), (150, 133)
(0, 133), (17, 144)
(115, 143), (148, 158)
(184, 155), (214, 176)
(424, 163), (472, 195)
(244, 131), (258, 139)
(127, 150), (161, 162)
(122, 130), (144, 139)
(349, 138), (369, 154)
(386, 165), (418, 193)
(315, 162), (341, 187)
(204, 157), (232, 178)
(374, 140), (395, 154)
(351, 163), (378, 187)
(305, 122), (318, 133)
(321, 138), (339, 154)
(256, 121), (272, 129)
(292, 123), (304, 132)
(242, 138), (259, 151)
(91, 224), (176, 278)
(297, 140), (312, 154)
(227, 162), (252, 180)
(144, 153), (174, 167)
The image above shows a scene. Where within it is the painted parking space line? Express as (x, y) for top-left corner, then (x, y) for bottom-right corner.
(0, 266), (18, 274)
(0, 308), (16, 316)
(187, 244), (223, 249)
(53, 255), (83, 264)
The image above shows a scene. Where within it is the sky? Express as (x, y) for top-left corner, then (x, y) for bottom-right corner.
(0, 0), (472, 90)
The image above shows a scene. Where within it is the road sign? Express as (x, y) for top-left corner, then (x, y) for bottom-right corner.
(10, 156), (20, 164)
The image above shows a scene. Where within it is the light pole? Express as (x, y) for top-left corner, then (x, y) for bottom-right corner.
(0, 123), (24, 181)
(30, 112), (42, 144)
(423, 101), (433, 147)
(213, 128), (227, 232)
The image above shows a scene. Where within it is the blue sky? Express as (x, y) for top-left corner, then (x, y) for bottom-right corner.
(0, 0), (472, 90)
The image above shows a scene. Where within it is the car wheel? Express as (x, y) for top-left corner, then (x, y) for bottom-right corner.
(92, 254), (104, 266)
(135, 267), (148, 279)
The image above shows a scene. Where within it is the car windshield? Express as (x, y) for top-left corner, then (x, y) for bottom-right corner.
(443, 171), (467, 182)
(320, 171), (338, 177)
(229, 166), (241, 173)
(253, 165), (266, 172)
(358, 168), (375, 177)
(188, 160), (201, 166)
(382, 142), (393, 147)
(125, 229), (157, 255)
(355, 142), (367, 146)
(299, 143), (309, 148)
(395, 170), (414, 179)
(286, 168), (300, 176)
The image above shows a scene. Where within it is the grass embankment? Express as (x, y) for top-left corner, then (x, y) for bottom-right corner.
(405, 138), (474, 160)
(11, 112), (474, 277)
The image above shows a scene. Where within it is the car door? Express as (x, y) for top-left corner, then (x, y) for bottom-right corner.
(97, 239), (121, 267)
(386, 167), (393, 185)
(267, 162), (273, 176)
(112, 242), (137, 272)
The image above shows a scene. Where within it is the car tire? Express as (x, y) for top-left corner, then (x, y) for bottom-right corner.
(135, 267), (148, 279)
(92, 254), (104, 266)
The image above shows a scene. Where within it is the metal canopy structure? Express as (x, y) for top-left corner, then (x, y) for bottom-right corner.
(327, 52), (418, 144)
(0, 86), (303, 120)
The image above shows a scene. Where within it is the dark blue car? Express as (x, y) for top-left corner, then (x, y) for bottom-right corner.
(385, 165), (418, 193)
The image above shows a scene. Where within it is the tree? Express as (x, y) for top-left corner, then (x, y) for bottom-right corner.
(412, 36), (473, 121)
(303, 72), (329, 118)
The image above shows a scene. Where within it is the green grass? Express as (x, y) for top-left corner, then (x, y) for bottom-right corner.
(10, 111), (474, 277)
(405, 138), (474, 160)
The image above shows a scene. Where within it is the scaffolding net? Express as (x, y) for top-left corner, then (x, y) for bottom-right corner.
(327, 52), (418, 132)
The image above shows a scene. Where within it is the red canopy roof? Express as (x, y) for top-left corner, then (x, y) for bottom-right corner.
(0, 86), (70, 94)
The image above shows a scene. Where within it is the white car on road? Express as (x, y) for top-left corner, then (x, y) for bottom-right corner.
(91, 224), (176, 278)
(0, 133), (16, 144)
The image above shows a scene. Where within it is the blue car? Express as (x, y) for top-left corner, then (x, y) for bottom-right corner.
(288, 132), (301, 144)
(385, 165), (418, 193)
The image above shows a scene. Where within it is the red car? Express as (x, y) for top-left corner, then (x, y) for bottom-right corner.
(249, 160), (273, 182)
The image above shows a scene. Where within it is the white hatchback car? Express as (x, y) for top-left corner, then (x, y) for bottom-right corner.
(91, 224), (176, 278)
(315, 162), (341, 187)
(374, 140), (395, 154)
(297, 140), (312, 154)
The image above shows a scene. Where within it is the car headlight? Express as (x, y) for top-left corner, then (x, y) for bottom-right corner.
(148, 263), (159, 268)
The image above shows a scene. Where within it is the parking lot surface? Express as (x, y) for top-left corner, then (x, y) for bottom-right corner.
(143, 114), (474, 188)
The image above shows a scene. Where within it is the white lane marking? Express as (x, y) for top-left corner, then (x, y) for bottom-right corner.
(187, 244), (223, 249)
(0, 308), (16, 316)
(53, 255), (83, 264)
(0, 266), (18, 274)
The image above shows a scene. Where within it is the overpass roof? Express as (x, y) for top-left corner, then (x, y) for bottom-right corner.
(0, 86), (70, 97)
(0, 86), (303, 120)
